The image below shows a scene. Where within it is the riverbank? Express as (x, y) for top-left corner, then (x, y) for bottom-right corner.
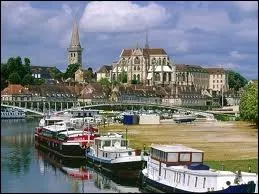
(99, 120), (258, 172)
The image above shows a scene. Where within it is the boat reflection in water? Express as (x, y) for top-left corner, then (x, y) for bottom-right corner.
(35, 147), (140, 193)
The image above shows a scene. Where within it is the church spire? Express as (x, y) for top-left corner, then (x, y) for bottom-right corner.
(145, 28), (149, 49)
(70, 20), (81, 48)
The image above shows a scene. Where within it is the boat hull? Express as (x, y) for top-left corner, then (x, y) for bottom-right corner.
(35, 135), (87, 159)
(87, 155), (145, 179)
(140, 171), (256, 193)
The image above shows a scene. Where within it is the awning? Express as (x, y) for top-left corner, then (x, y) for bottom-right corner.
(147, 73), (153, 80)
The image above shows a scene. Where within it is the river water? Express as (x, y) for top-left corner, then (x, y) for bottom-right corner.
(1, 119), (141, 193)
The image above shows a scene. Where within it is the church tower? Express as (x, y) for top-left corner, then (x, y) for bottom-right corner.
(67, 20), (83, 67)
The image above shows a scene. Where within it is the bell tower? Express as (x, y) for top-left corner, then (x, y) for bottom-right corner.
(67, 20), (83, 66)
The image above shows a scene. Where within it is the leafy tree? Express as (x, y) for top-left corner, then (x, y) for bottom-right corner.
(239, 82), (258, 125)
(228, 70), (248, 92)
(22, 74), (34, 85)
(34, 78), (45, 85)
(49, 67), (63, 80)
(63, 63), (80, 79)
(8, 72), (21, 84)
(98, 77), (111, 86)
(117, 71), (127, 83)
(23, 57), (31, 75)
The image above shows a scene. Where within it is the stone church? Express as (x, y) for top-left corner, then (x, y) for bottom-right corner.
(67, 20), (85, 83)
(111, 31), (176, 86)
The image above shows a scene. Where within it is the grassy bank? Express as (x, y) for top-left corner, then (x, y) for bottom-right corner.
(99, 121), (258, 172)
(204, 159), (258, 173)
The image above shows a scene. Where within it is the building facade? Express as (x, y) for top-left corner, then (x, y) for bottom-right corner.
(96, 65), (112, 82)
(111, 46), (176, 86)
(206, 68), (228, 94)
(175, 64), (209, 90)
(67, 21), (83, 66)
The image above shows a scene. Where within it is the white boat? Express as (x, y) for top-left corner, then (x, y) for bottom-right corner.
(1, 108), (25, 119)
(173, 112), (196, 123)
(140, 144), (257, 193)
(86, 133), (145, 179)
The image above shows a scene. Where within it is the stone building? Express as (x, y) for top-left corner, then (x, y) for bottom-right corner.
(206, 68), (228, 94)
(67, 21), (83, 66)
(108, 31), (175, 86)
(96, 65), (112, 82)
(175, 64), (209, 90)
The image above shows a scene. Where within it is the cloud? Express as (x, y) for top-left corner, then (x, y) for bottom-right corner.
(229, 51), (246, 60)
(80, 1), (170, 32)
(175, 41), (189, 52)
(233, 1), (258, 12)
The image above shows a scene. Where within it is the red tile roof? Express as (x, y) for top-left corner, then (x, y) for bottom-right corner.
(1, 84), (26, 95)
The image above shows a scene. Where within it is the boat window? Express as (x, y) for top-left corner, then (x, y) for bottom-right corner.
(203, 178), (206, 188)
(174, 172), (176, 182)
(187, 175), (190, 186)
(121, 140), (127, 147)
(104, 140), (111, 147)
(195, 177), (198, 187)
(183, 173), (185, 184)
(178, 173), (181, 183)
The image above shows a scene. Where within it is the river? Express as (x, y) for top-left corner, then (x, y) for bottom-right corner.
(1, 119), (141, 193)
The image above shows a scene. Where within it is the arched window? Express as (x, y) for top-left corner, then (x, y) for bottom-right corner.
(137, 74), (140, 82)
(169, 73), (171, 82)
(152, 58), (156, 65)
(163, 58), (166, 65)
(155, 73), (160, 81)
(74, 53), (76, 57)
(133, 74), (137, 80)
(71, 53), (73, 57)
(112, 73), (116, 80)
(134, 57), (140, 64)
(159, 58), (161, 65)
(134, 66), (136, 71)
(137, 66), (140, 71)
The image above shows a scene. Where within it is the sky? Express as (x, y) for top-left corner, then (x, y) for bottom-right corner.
(1, 1), (258, 80)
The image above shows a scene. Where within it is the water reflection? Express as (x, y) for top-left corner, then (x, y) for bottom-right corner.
(35, 147), (140, 193)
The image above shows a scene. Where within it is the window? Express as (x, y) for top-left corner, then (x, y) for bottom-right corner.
(221, 80), (223, 83)
(195, 177), (198, 187)
(183, 173), (186, 184)
(203, 178), (206, 188)
(133, 74), (136, 80)
(187, 175), (190, 186)
(213, 80), (215, 83)
(213, 85), (215, 89)
(217, 80), (219, 83)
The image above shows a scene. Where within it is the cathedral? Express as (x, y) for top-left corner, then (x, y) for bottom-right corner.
(111, 31), (176, 86)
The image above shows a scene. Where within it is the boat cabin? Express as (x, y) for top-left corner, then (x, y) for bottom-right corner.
(91, 134), (139, 159)
(150, 144), (204, 166)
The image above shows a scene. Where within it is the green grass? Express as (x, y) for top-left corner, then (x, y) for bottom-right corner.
(204, 159), (258, 173)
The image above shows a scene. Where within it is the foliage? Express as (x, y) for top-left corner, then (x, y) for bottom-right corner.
(131, 80), (138, 84)
(63, 63), (80, 79)
(227, 70), (248, 92)
(239, 82), (258, 124)
(84, 67), (96, 82)
(49, 67), (63, 80)
(8, 72), (21, 84)
(98, 77), (111, 86)
(117, 71), (127, 83)
(218, 96), (228, 107)
(22, 74), (34, 85)
(214, 114), (233, 121)
(34, 78), (45, 85)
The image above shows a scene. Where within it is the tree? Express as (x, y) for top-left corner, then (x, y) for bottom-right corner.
(23, 57), (31, 75)
(117, 71), (127, 83)
(98, 77), (111, 86)
(239, 82), (258, 125)
(8, 72), (21, 84)
(228, 70), (248, 92)
(22, 74), (34, 85)
(63, 63), (80, 79)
